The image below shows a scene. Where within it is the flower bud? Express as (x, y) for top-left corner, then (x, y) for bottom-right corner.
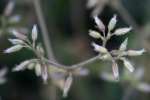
(63, 73), (73, 97)
(114, 27), (132, 36)
(100, 54), (112, 60)
(94, 15), (105, 32)
(89, 30), (103, 39)
(32, 25), (38, 41)
(91, 42), (107, 53)
(4, 45), (23, 53)
(13, 60), (32, 71)
(12, 30), (27, 40)
(35, 63), (41, 76)
(112, 61), (119, 80)
(127, 49), (145, 56)
(27, 63), (35, 70)
(36, 44), (45, 56)
(121, 58), (134, 72)
(119, 38), (128, 51)
(8, 39), (24, 45)
(42, 65), (48, 84)
(108, 14), (117, 31)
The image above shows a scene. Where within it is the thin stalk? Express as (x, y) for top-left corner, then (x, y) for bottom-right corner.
(33, 0), (55, 61)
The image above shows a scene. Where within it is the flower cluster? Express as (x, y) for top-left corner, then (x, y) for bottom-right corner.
(4, 14), (145, 97)
(4, 24), (90, 97)
(89, 15), (145, 80)
(4, 25), (49, 83)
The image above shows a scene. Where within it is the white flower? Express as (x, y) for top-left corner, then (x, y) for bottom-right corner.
(63, 73), (73, 97)
(12, 30), (27, 40)
(27, 63), (35, 70)
(13, 60), (33, 71)
(4, 45), (23, 53)
(35, 63), (42, 76)
(108, 14), (117, 31)
(91, 42), (107, 53)
(89, 30), (103, 39)
(32, 25), (38, 42)
(36, 44), (45, 56)
(112, 61), (119, 80)
(119, 38), (128, 51)
(121, 58), (134, 72)
(100, 54), (112, 60)
(114, 27), (132, 36)
(41, 66), (48, 84)
(127, 49), (145, 56)
(94, 15), (105, 31)
(8, 39), (24, 45)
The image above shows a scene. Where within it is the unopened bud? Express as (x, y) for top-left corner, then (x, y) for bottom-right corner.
(4, 45), (23, 53)
(32, 25), (38, 41)
(119, 38), (128, 51)
(114, 27), (132, 36)
(35, 63), (41, 76)
(63, 73), (73, 97)
(121, 58), (134, 72)
(13, 60), (32, 71)
(94, 15), (105, 32)
(91, 42), (107, 53)
(8, 39), (24, 45)
(127, 49), (145, 56)
(89, 30), (103, 39)
(12, 30), (27, 40)
(108, 14), (117, 31)
(112, 61), (119, 80)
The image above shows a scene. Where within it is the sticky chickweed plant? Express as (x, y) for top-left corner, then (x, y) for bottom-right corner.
(4, 14), (145, 97)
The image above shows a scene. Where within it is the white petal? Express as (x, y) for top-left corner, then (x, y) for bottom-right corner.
(32, 25), (38, 41)
(42, 65), (48, 84)
(100, 54), (112, 61)
(4, 45), (23, 53)
(112, 61), (119, 80)
(12, 30), (27, 40)
(63, 73), (73, 97)
(27, 63), (35, 70)
(127, 49), (145, 56)
(35, 63), (41, 76)
(94, 15), (105, 31)
(13, 60), (32, 71)
(122, 58), (134, 72)
(114, 27), (132, 36)
(91, 42), (107, 53)
(119, 38), (128, 51)
(8, 39), (24, 45)
(108, 14), (117, 31)
(89, 30), (103, 39)
(36, 44), (45, 56)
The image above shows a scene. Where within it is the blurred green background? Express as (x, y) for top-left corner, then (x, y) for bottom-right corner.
(0, 0), (150, 100)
